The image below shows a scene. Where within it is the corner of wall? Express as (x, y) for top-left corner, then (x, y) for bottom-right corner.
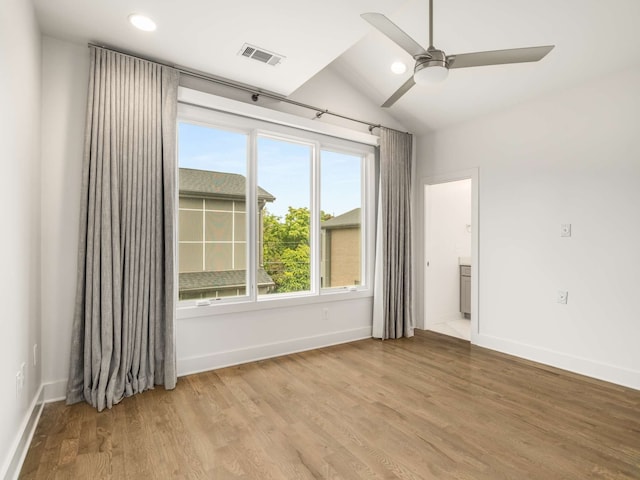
(475, 333), (640, 391)
(0, 386), (45, 480)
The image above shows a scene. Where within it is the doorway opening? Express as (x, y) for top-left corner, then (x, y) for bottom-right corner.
(423, 172), (478, 341)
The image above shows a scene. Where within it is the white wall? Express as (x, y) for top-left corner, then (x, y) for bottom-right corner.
(39, 36), (407, 399)
(180, 62), (407, 135)
(424, 179), (471, 326)
(414, 67), (640, 389)
(40, 37), (88, 397)
(0, 0), (43, 477)
(286, 65), (407, 134)
(177, 298), (374, 375)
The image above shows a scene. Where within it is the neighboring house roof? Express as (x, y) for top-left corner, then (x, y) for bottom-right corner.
(179, 268), (275, 292)
(179, 168), (275, 202)
(321, 208), (360, 229)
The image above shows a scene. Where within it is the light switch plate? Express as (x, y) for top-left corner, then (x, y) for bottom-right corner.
(561, 224), (571, 237)
(557, 291), (568, 304)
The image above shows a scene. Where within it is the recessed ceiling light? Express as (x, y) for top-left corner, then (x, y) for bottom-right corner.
(390, 61), (407, 75)
(128, 14), (157, 32)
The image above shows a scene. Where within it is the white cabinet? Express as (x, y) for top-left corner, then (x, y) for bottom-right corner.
(460, 265), (471, 317)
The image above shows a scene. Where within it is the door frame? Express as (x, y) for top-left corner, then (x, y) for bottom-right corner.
(421, 168), (479, 343)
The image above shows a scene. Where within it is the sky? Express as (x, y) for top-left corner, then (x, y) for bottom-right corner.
(178, 122), (362, 219)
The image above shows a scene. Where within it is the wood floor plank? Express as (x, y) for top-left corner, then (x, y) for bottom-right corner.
(19, 330), (640, 479)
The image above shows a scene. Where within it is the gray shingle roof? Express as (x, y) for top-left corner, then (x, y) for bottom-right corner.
(179, 168), (275, 202)
(179, 268), (274, 291)
(321, 208), (360, 229)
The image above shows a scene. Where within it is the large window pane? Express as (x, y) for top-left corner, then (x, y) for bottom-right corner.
(320, 150), (363, 288)
(177, 123), (250, 300)
(257, 136), (312, 295)
(177, 102), (374, 306)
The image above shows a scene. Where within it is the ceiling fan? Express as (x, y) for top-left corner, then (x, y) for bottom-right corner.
(362, 0), (554, 107)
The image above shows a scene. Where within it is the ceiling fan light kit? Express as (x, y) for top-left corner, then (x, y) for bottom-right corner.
(362, 0), (554, 107)
(414, 49), (449, 85)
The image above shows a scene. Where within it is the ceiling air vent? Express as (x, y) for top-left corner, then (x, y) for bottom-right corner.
(238, 43), (284, 66)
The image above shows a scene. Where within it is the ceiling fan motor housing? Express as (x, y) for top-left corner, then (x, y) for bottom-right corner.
(415, 48), (448, 74)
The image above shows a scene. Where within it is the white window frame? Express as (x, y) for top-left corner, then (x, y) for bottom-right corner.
(318, 145), (371, 294)
(255, 130), (318, 299)
(176, 117), (254, 306)
(176, 88), (377, 318)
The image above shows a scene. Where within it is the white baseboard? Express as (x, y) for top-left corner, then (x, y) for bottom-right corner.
(475, 333), (640, 390)
(43, 380), (67, 403)
(177, 326), (372, 377)
(1, 385), (44, 480)
(41, 327), (373, 403)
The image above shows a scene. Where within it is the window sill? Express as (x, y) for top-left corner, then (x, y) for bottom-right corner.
(176, 288), (373, 320)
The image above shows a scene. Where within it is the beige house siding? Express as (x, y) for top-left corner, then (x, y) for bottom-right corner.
(178, 197), (246, 273)
(177, 168), (275, 300)
(325, 227), (361, 287)
(321, 207), (362, 288)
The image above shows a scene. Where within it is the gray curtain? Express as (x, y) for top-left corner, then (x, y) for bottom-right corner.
(66, 46), (179, 411)
(372, 127), (413, 339)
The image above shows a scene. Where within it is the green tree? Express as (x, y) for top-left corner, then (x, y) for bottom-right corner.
(278, 243), (310, 292)
(262, 207), (332, 293)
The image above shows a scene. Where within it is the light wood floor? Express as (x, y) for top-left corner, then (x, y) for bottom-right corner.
(20, 330), (640, 479)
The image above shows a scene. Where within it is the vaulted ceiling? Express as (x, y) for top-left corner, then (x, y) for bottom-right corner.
(35, 0), (640, 133)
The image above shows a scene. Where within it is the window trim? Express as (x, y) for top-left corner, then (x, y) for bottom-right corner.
(177, 118), (253, 306)
(176, 88), (377, 318)
(256, 131), (317, 297)
(318, 149), (370, 294)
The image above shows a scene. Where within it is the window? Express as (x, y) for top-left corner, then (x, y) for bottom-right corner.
(177, 123), (251, 300)
(177, 104), (374, 307)
(320, 150), (363, 288)
(258, 136), (312, 295)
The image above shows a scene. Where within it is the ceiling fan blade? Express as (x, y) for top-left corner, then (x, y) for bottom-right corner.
(382, 76), (416, 108)
(448, 45), (554, 69)
(361, 13), (429, 58)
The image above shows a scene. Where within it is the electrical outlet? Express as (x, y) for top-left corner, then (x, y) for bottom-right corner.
(557, 291), (568, 304)
(322, 308), (328, 321)
(16, 370), (23, 399)
(561, 224), (571, 237)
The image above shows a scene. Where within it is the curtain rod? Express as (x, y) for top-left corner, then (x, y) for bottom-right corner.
(88, 43), (409, 136)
